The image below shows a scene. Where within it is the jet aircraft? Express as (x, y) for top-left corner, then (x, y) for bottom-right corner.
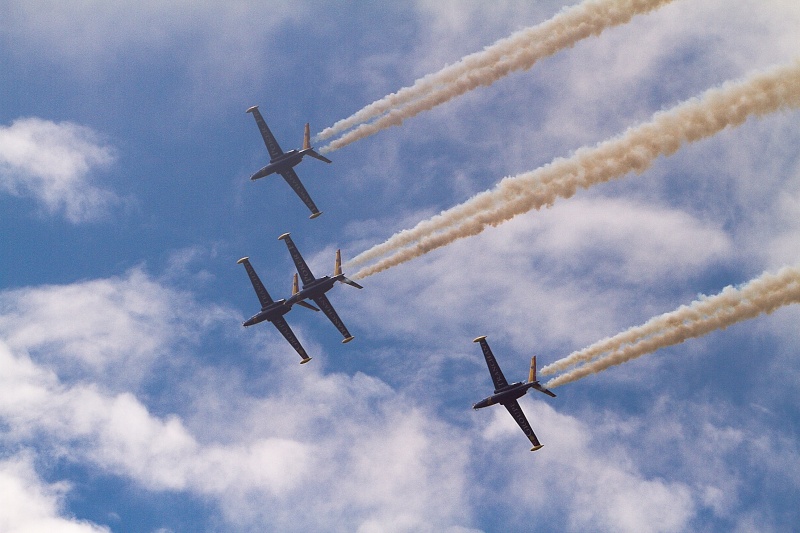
(236, 256), (319, 364)
(246, 105), (332, 219)
(279, 232), (363, 343)
(472, 336), (556, 451)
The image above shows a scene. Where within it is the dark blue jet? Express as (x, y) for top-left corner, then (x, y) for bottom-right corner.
(246, 105), (332, 219)
(236, 256), (319, 364)
(279, 232), (363, 343)
(472, 336), (556, 451)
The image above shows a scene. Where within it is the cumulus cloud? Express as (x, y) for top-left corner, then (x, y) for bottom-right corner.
(0, 453), (109, 533)
(0, 271), (477, 532)
(0, 118), (118, 222)
(0, 268), (229, 389)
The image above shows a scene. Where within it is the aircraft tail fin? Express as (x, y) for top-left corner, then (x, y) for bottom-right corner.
(292, 272), (299, 296)
(291, 272), (320, 312)
(302, 123), (333, 163)
(529, 356), (537, 383)
(335, 249), (364, 289)
(334, 249), (342, 277)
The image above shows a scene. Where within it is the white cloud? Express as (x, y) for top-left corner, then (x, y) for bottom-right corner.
(0, 452), (109, 533)
(1, 1), (309, 107)
(0, 118), (118, 222)
(0, 268), (230, 389)
(350, 196), (732, 355)
(0, 271), (477, 532)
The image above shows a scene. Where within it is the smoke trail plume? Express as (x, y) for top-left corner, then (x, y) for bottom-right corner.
(349, 59), (800, 279)
(317, 0), (676, 151)
(541, 264), (800, 388)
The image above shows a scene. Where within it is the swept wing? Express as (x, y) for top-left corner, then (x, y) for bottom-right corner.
(474, 336), (509, 391)
(237, 257), (274, 308)
(312, 293), (354, 342)
(504, 399), (543, 451)
(271, 315), (312, 364)
(278, 233), (316, 285)
(279, 168), (321, 219)
(247, 106), (284, 160)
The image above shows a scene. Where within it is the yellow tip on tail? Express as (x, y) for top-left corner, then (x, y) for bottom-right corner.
(335, 250), (342, 276)
(303, 123), (311, 150)
(292, 273), (299, 295)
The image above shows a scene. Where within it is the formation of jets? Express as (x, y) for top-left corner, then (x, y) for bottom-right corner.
(238, 106), (555, 451)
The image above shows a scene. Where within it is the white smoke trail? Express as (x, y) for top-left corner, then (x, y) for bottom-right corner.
(316, 0), (676, 149)
(349, 59), (800, 279)
(541, 264), (800, 388)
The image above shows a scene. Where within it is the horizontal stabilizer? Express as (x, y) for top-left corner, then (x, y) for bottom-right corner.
(295, 300), (320, 312)
(305, 149), (332, 164)
(303, 123), (332, 163)
(531, 383), (556, 398)
(341, 277), (363, 289)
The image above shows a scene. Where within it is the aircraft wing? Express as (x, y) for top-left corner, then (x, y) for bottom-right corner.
(279, 232), (316, 285)
(279, 168), (322, 219)
(270, 315), (311, 363)
(475, 337), (509, 391)
(237, 257), (274, 308)
(504, 399), (543, 451)
(248, 106), (284, 160)
(312, 293), (353, 341)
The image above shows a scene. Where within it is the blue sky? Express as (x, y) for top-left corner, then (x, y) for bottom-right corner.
(1, 1), (800, 531)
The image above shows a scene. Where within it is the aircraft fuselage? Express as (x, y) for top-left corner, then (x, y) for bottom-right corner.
(243, 299), (292, 327)
(473, 381), (534, 409)
(288, 275), (338, 305)
(251, 149), (316, 181)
